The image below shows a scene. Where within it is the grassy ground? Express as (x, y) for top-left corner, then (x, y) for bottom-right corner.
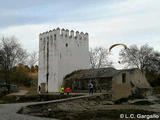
(19, 86), (37, 95)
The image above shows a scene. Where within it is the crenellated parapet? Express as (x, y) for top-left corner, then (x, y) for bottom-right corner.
(39, 28), (88, 40)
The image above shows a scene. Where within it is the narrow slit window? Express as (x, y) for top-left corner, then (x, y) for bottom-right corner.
(50, 35), (52, 39)
(66, 43), (68, 47)
(60, 53), (61, 59)
(54, 34), (56, 40)
(122, 73), (126, 83)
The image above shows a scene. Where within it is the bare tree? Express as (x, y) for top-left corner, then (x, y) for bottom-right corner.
(89, 47), (113, 68)
(0, 36), (28, 92)
(119, 44), (160, 72)
(27, 51), (38, 67)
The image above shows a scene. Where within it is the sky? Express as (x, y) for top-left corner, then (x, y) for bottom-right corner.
(0, 0), (160, 68)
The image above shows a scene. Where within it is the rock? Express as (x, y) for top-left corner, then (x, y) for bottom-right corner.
(128, 99), (154, 105)
(102, 101), (114, 105)
(48, 108), (52, 112)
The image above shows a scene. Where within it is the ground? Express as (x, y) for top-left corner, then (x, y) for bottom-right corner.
(0, 102), (57, 120)
(8, 90), (28, 96)
(19, 94), (160, 120)
(0, 94), (96, 120)
(1, 92), (160, 120)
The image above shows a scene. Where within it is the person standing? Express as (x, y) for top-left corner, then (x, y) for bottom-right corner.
(60, 87), (64, 95)
(38, 85), (41, 101)
(38, 85), (41, 94)
(89, 81), (94, 95)
(65, 87), (71, 95)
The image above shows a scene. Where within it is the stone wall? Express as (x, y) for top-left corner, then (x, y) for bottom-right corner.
(112, 69), (151, 100)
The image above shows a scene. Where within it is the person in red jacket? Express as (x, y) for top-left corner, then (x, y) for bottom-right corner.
(65, 87), (71, 95)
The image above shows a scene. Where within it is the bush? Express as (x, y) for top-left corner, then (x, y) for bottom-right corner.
(114, 98), (129, 104)
(146, 71), (160, 87)
(131, 101), (153, 105)
(153, 86), (160, 94)
(11, 71), (32, 87)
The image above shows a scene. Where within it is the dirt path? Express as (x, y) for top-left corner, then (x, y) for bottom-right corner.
(8, 90), (28, 96)
(0, 103), (57, 120)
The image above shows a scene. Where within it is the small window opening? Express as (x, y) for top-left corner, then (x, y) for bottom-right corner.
(54, 34), (56, 40)
(122, 73), (126, 83)
(60, 53), (61, 59)
(66, 43), (68, 47)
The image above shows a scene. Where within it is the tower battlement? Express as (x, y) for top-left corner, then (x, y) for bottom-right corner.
(39, 28), (88, 40)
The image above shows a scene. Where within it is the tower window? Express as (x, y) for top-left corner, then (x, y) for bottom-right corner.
(122, 73), (126, 83)
(66, 43), (68, 47)
(54, 34), (56, 40)
(60, 53), (61, 59)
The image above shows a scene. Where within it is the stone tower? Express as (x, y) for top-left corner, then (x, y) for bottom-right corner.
(38, 28), (90, 92)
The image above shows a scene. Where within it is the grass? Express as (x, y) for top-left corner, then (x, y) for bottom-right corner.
(131, 101), (154, 105)
(20, 86), (37, 95)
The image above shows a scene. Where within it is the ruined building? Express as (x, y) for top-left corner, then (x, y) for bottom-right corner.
(63, 68), (152, 100)
(38, 28), (90, 92)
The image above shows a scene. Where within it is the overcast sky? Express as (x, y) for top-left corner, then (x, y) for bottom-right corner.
(0, 0), (160, 68)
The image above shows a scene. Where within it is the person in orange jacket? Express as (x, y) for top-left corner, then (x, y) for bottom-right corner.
(65, 87), (71, 95)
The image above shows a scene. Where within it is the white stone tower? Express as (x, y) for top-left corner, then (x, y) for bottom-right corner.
(38, 28), (90, 92)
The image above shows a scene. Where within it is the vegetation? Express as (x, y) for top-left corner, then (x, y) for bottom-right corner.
(0, 63), (38, 88)
(114, 98), (129, 104)
(131, 101), (153, 105)
(146, 71), (160, 87)
(0, 36), (28, 92)
(0, 36), (38, 94)
(153, 86), (160, 94)
(119, 44), (160, 87)
(89, 47), (113, 68)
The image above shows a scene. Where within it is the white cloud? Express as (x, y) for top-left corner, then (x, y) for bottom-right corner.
(0, 0), (159, 68)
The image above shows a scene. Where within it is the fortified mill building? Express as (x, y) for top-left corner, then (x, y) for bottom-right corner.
(38, 28), (151, 100)
(38, 28), (90, 92)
